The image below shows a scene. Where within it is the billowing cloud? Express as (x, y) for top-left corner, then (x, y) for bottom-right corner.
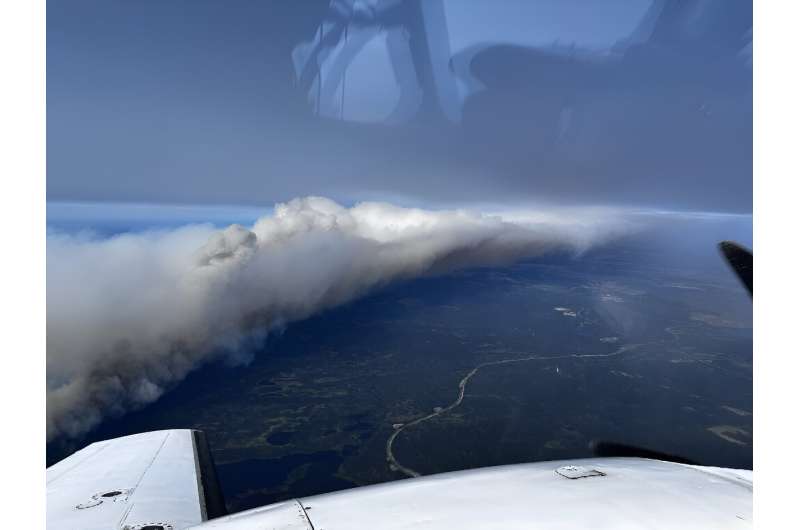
(46, 197), (632, 440)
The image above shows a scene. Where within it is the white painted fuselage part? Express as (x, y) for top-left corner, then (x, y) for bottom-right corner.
(47, 430), (204, 530)
(191, 457), (751, 530)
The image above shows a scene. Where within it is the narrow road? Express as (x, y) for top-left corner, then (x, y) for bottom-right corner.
(385, 344), (639, 478)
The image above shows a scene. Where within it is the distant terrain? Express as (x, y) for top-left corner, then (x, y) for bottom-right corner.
(48, 242), (753, 513)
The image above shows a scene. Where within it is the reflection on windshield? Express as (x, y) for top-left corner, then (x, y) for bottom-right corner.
(285, 0), (752, 211)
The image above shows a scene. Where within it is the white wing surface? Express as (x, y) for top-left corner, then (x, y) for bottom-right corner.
(48, 429), (751, 530)
(193, 457), (752, 530)
(47, 429), (225, 530)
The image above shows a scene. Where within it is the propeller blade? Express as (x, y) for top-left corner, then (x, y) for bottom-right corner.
(719, 240), (752, 296)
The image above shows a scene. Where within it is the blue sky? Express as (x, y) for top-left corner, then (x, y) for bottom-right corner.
(47, 0), (752, 212)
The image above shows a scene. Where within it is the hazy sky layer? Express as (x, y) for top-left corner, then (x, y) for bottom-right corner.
(48, 0), (752, 212)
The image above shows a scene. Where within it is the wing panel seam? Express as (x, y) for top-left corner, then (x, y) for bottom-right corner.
(295, 499), (316, 530)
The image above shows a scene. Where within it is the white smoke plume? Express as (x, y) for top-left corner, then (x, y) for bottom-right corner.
(47, 197), (631, 440)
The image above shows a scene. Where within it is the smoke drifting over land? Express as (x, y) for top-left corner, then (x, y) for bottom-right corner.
(46, 197), (631, 440)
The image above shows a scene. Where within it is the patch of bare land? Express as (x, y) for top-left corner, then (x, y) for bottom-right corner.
(721, 406), (752, 417)
(690, 312), (750, 329)
(553, 307), (577, 317)
(610, 370), (640, 379)
(707, 425), (751, 446)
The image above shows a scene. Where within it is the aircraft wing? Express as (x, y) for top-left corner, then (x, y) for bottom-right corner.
(48, 430), (751, 529)
(46, 429), (225, 530)
(191, 457), (752, 530)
